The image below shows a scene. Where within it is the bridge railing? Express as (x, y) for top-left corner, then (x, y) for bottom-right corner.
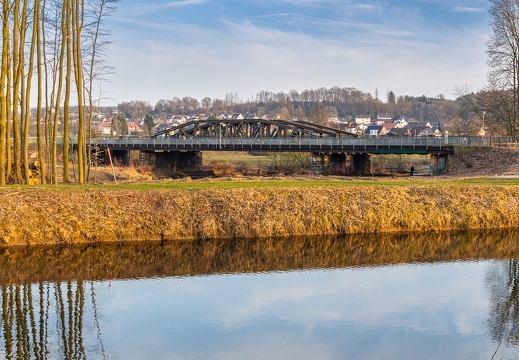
(85, 136), (519, 149)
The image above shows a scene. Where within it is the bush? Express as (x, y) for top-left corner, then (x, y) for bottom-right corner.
(204, 160), (235, 176)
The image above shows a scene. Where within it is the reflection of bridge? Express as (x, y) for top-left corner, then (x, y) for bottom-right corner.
(84, 119), (516, 175)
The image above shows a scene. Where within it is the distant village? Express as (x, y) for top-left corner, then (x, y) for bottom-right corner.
(92, 111), (448, 137)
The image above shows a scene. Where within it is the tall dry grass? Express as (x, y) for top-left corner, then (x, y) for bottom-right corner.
(1, 185), (519, 245)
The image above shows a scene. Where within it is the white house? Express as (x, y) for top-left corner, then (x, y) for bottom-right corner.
(355, 115), (371, 125)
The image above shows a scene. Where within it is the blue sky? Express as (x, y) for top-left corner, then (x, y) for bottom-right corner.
(103, 0), (490, 106)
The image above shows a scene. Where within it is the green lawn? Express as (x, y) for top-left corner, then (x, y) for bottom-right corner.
(2, 176), (518, 192)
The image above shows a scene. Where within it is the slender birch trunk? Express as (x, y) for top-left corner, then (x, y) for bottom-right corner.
(11, 0), (22, 183)
(35, 0), (45, 184)
(62, 0), (71, 183)
(72, 0), (86, 184)
(0, 0), (9, 185)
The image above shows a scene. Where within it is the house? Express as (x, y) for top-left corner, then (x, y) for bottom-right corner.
(335, 122), (361, 135)
(127, 123), (140, 135)
(355, 114), (371, 125)
(170, 115), (187, 124)
(381, 123), (399, 132)
(364, 125), (387, 136)
(430, 125), (443, 136)
(231, 113), (244, 120)
(386, 127), (412, 136)
(376, 113), (392, 125)
(99, 121), (113, 135)
(410, 125), (435, 136)
(395, 116), (409, 127)
(346, 124), (362, 135)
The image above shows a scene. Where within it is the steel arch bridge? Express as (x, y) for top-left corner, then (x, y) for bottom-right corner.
(151, 118), (356, 138)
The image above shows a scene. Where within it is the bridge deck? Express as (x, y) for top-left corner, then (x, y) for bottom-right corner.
(86, 137), (470, 154)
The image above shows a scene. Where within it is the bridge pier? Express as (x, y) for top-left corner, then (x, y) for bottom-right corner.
(103, 149), (131, 165)
(138, 151), (202, 170)
(310, 153), (353, 175)
(352, 153), (373, 176)
(430, 154), (449, 175)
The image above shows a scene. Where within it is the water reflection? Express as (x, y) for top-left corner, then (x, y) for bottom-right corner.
(1, 281), (108, 360)
(2, 229), (519, 285)
(1, 230), (519, 359)
(487, 259), (519, 346)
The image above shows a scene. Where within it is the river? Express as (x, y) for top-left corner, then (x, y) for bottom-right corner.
(1, 230), (519, 359)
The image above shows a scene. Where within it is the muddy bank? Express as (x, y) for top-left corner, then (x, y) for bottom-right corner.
(1, 185), (519, 246)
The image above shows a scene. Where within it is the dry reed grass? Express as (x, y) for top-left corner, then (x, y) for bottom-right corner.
(1, 185), (519, 245)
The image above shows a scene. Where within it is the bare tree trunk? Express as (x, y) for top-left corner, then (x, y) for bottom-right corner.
(0, 0), (9, 185)
(72, 0), (86, 184)
(50, 0), (67, 184)
(62, 0), (71, 184)
(11, 0), (22, 183)
(24, 0), (39, 185)
(35, 0), (46, 184)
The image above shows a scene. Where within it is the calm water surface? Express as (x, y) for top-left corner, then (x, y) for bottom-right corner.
(1, 230), (519, 359)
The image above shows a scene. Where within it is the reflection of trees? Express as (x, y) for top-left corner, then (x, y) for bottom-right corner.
(487, 259), (519, 345)
(3, 229), (519, 285)
(0, 281), (106, 360)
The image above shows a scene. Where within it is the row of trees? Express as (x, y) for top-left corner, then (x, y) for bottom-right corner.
(116, 88), (459, 128)
(0, 0), (118, 185)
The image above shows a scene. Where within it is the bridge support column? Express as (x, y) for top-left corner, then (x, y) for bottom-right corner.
(430, 154), (449, 175)
(352, 153), (372, 176)
(100, 149), (131, 165)
(138, 151), (202, 170)
(310, 153), (352, 175)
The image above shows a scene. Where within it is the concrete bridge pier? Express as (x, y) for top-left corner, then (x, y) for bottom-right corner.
(310, 153), (352, 175)
(430, 154), (449, 175)
(352, 153), (373, 176)
(105, 149), (131, 165)
(138, 151), (202, 170)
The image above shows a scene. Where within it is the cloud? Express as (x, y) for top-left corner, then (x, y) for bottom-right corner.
(162, 0), (211, 8)
(130, 0), (211, 15)
(453, 6), (485, 13)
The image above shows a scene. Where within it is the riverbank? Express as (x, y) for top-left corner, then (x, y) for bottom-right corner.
(1, 183), (519, 246)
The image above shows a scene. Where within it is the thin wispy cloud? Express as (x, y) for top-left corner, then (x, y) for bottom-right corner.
(131, 0), (211, 16)
(252, 12), (415, 39)
(453, 6), (485, 13)
(163, 0), (211, 8)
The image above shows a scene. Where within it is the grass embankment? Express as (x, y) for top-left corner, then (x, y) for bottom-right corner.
(1, 183), (519, 245)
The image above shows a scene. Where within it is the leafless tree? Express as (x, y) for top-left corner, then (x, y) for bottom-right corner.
(487, 0), (519, 139)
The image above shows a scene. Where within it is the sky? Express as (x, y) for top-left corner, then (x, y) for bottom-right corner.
(102, 0), (491, 106)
